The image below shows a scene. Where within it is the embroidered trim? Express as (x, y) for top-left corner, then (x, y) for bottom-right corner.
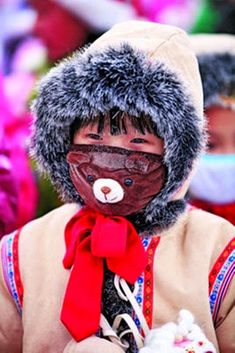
(132, 236), (160, 333)
(142, 237), (160, 329)
(1, 236), (12, 295)
(1, 230), (24, 315)
(134, 237), (151, 329)
(209, 238), (235, 323)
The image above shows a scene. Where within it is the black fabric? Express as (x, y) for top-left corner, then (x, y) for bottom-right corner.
(102, 266), (138, 353)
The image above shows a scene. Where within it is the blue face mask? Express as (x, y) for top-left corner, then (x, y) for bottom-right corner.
(189, 154), (235, 204)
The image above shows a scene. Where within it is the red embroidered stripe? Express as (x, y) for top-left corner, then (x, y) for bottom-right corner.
(213, 263), (235, 322)
(12, 229), (24, 306)
(143, 236), (160, 328)
(209, 238), (235, 322)
(209, 238), (235, 292)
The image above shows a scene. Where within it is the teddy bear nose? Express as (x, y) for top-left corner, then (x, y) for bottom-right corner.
(101, 186), (111, 195)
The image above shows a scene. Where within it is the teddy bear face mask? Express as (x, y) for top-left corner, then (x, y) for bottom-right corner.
(67, 144), (166, 216)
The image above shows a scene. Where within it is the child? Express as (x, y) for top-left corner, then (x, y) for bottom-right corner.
(189, 34), (235, 225)
(0, 21), (234, 353)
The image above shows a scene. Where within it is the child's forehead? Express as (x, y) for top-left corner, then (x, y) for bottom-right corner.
(75, 111), (158, 136)
(86, 118), (141, 134)
(88, 115), (138, 128)
(86, 113), (141, 125)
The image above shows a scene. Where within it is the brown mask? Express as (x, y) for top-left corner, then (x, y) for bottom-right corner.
(67, 144), (166, 216)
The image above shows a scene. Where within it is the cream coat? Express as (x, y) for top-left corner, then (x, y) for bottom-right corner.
(0, 203), (234, 353)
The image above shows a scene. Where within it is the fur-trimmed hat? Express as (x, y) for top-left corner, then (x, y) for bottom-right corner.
(191, 34), (235, 109)
(31, 21), (205, 233)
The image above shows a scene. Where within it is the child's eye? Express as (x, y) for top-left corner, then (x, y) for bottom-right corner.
(130, 138), (148, 144)
(87, 133), (102, 140)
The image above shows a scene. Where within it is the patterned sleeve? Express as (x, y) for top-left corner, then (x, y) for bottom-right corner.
(209, 238), (235, 353)
(1, 230), (24, 315)
(0, 231), (23, 352)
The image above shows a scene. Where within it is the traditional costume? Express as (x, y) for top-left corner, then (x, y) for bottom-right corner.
(0, 21), (234, 353)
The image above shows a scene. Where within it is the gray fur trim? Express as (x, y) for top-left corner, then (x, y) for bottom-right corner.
(128, 199), (186, 234)
(197, 52), (235, 108)
(31, 44), (204, 232)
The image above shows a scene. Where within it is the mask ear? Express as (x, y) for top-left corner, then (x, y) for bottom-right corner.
(67, 151), (91, 165)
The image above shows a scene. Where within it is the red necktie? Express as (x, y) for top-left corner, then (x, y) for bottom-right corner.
(60, 207), (147, 341)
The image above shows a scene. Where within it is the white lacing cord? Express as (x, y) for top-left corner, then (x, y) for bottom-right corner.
(115, 276), (150, 337)
(113, 313), (144, 350)
(100, 275), (150, 351)
(114, 274), (139, 301)
(100, 314), (129, 350)
(100, 312), (144, 351)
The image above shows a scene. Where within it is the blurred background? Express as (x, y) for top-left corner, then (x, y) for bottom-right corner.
(0, 0), (235, 237)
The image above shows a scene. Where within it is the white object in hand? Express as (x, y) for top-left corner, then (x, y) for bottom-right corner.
(139, 309), (216, 353)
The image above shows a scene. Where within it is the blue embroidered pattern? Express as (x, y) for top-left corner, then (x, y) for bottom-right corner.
(134, 237), (152, 329)
(209, 249), (235, 322)
(2, 231), (22, 315)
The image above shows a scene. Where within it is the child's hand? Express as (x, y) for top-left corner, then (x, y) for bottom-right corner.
(63, 336), (126, 353)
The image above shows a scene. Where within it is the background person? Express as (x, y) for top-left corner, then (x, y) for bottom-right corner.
(189, 34), (235, 225)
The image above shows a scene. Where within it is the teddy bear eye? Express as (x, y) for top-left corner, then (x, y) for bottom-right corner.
(124, 178), (133, 186)
(86, 175), (94, 183)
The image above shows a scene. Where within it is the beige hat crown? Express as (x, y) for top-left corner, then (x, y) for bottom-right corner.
(88, 21), (204, 120)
